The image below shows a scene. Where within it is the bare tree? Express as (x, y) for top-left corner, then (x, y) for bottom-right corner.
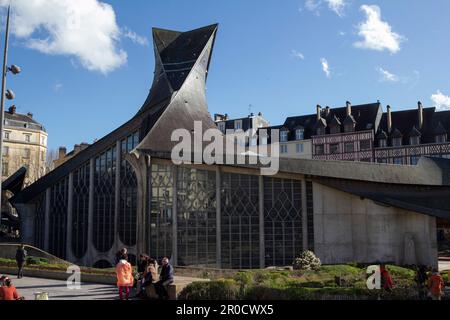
(45, 149), (59, 174)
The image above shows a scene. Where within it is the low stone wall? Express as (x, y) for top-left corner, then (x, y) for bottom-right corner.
(0, 243), (67, 265)
(0, 266), (116, 285)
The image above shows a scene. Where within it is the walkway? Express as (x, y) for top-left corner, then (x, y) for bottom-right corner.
(3, 274), (119, 300)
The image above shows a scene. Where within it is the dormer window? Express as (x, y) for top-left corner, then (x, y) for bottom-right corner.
(409, 136), (420, 145)
(392, 137), (402, 147)
(280, 130), (289, 142)
(234, 120), (242, 131)
(379, 139), (387, 148)
(218, 122), (225, 133)
(295, 129), (304, 140)
(317, 127), (325, 136)
(344, 123), (355, 133)
(436, 134), (447, 143)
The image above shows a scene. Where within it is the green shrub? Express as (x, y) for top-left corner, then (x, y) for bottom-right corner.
(179, 279), (241, 300)
(293, 251), (321, 271)
(26, 256), (50, 265)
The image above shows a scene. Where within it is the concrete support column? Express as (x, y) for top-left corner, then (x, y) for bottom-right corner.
(301, 179), (308, 251)
(44, 188), (51, 252)
(172, 165), (178, 265)
(87, 158), (95, 266)
(258, 176), (265, 268)
(215, 167), (221, 269)
(66, 172), (74, 262)
(114, 141), (121, 253)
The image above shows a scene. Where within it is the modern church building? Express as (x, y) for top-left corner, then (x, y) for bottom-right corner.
(8, 24), (450, 269)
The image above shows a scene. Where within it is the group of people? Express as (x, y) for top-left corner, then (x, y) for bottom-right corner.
(379, 264), (445, 300)
(114, 248), (174, 300)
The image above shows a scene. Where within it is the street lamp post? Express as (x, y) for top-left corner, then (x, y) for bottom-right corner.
(0, 5), (21, 230)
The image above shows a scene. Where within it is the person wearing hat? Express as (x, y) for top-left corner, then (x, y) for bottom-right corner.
(0, 277), (23, 300)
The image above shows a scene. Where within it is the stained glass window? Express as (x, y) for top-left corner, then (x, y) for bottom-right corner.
(93, 146), (116, 253)
(177, 167), (216, 267)
(119, 132), (139, 246)
(221, 173), (260, 269)
(264, 177), (302, 267)
(150, 163), (174, 259)
(49, 177), (68, 259)
(72, 163), (90, 259)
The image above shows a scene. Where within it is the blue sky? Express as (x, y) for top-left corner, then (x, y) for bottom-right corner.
(1, 0), (450, 151)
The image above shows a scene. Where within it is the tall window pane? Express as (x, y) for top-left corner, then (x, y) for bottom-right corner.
(177, 167), (216, 267)
(221, 173), (259, 269)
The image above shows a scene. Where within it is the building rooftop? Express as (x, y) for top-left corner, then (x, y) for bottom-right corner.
(4, 105), (46, 132)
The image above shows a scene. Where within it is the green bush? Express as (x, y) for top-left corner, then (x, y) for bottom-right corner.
(26, 256), (49, 265)
(293, 251), (321, 271)
(178, 279), (241, 300)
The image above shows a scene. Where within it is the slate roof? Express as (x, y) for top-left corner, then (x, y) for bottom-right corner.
(4, 110), (45, 131)
(277, 102), (382, 142)
(377, 107), (450, 147)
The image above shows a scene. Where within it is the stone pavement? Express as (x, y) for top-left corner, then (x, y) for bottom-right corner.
(3, 274), (121, 300)
(2, 274), (208, 300)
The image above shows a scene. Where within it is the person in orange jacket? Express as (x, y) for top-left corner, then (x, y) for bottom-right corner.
(0, 278), (23, 300)
(428, 269), (445, 300)
(115, 254), (134, 300)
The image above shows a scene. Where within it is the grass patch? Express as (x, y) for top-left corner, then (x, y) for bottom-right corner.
(179, 264), (419, 300)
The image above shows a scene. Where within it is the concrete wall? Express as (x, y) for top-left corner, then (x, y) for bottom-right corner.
(313, 183), (438, 268)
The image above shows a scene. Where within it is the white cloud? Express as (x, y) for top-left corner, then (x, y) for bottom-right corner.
(377, 67), (399, 82)
(291, 50), (305, 60)
(122, 27), (149, 47)
(431, 90), (450, 111)
(53, 83), (63, 92)
(304, 0), (347, 17)
(354, 5), (405, 54)
(321, 58), (331, 78)
(305, 0), (321, 13)
(0, 0), (128, 74)
(325, 0), (347, 17)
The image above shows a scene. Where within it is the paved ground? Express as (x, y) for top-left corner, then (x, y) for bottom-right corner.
(3, 275), (122, 300)
(439, 260), (450, 272)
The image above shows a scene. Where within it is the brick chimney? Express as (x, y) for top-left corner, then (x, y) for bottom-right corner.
(346, 101), (352, 117)
(58, 147), (67, 160)
(316, 105), (322, 121)
(418, 101), (423, 129)
(8, 105), (16, 114)
(387, 105), (392, 133)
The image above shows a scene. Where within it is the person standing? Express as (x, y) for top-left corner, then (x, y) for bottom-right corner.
(15, 244), (27, 279)
(428, 269), (445, 300)
(155, 257), (174, 300)
(115, 254), (134, 300)
(415, 265), (429, 300)
(380, 264), (393, 292)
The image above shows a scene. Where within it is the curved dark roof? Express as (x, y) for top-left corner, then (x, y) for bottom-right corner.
(12, 24), (219, 205)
